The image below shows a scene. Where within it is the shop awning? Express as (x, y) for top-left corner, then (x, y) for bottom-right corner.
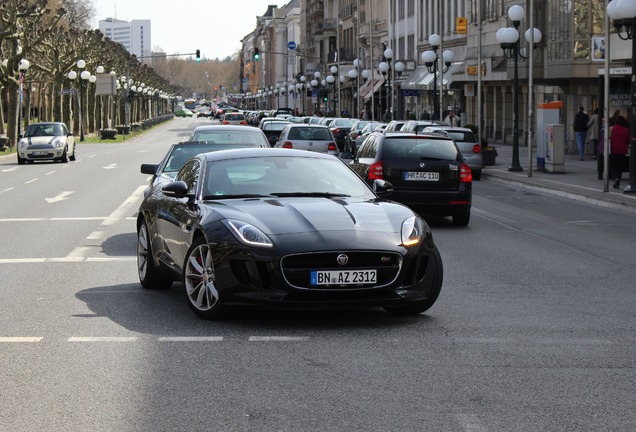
(361, 79), (385, 100)
(401, 63), (464, 90)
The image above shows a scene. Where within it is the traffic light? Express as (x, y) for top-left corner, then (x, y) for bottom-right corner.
(254, 48), (260, 60)
(195, 49), (201, 62)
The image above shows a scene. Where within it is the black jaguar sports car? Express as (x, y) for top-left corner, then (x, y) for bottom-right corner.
(136, 148), (443, 319)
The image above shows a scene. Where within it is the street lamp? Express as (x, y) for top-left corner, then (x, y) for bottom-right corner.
(17, 59), (30, 140)
(422, 34), (453, 121)
(607, 0), (636, 193)
(378, 48), (393, 121)
(496, 5), (541, 172)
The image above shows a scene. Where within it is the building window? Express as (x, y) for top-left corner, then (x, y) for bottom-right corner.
(407, 0), (414, 17)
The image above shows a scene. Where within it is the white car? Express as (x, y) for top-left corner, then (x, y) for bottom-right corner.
(17, 122), (76, 164)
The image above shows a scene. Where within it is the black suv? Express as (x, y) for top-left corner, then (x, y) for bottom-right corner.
(349, 132), (473, 226)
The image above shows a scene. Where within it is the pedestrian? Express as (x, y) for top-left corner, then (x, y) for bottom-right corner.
(421, 110), (431, 120)
(609, 109), (621, 126)
(444, 111), (459, 127)
(587, 108), (599, 159)
(609, 115), (629, 189)
(573, 106), (590, 160)
(382, 109), (391, 122)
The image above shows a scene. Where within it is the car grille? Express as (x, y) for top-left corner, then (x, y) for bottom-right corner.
(281, 251), (402, 289)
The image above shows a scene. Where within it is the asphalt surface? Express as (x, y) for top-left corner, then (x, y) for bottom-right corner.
(482, 143), (636, 215)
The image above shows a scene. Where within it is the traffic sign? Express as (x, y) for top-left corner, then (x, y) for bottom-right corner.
(288, 41), (297, 50)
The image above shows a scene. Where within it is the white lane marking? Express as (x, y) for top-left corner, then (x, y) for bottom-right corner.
(2, 167), (18, 173)
(46, 170), (56, 176)
(0, 257), (136, 264)
(456, 414), (487, 432)
(0, 337), (43, 343)
(64, 246), (94, 260)
(86, 231), (106, 240)
(0, 218), (108, 222)
(158, 337), (224, 342)
(51, 217), (106, 221)
(89, 154), (97, 158)
(103, 163), (118, 169)
(0, 187), (14, 194)
(68, 337), (137, 342)
(25, 178), (39, 184)
(249, 336), (310, 342)
(45, 191), (74, 203)
(101, 185), (145, 226)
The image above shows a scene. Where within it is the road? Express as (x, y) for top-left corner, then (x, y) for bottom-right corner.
(1, 118), (635, 431)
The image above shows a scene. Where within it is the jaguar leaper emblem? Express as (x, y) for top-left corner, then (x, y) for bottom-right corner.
(336, 254), (349, 266)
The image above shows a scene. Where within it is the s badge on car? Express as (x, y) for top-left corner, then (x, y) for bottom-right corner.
(419, 162), (426, 168)
(336, 254), (349, 266)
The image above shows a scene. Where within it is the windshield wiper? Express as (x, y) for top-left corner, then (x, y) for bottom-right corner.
(203, 193), (273, 200)
(270, 192), (351, 198)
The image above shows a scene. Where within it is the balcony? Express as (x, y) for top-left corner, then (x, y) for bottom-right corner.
(307, 0), (324, 17)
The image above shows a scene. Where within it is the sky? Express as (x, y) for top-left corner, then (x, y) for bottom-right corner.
(91, 0), (281, 60)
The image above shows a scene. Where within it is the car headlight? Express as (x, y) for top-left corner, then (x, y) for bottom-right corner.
(225, 220), (274, 248)
(18, 139), (29, 149)
(53, 139), (65, 148)
(401, 216), (425, 247)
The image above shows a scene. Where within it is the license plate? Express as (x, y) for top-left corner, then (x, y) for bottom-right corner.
(32, 151), (48, 156)
(404, 171), (439, 181)
(310, 270), (377, 285)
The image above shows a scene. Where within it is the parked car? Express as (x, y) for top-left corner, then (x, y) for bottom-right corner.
(17, 122), (76, 164)
(420, 126), (483, 180)
(188, 125), (270, 147)
(136, 148), (443, 319)
(353, 121), (384, 152)
(273, 124), (338, 155)
(383, 120), (408, 133)
(400, 120), (441, 133)
(348, 131), (473, 226)
(174, 108), (194, 117)
(329, 118), (357, 151)
(346, 120), (371, 152)
(260, 119), (291, 146)
(222, 112), (248, 125)
(195, 107), (213, 118)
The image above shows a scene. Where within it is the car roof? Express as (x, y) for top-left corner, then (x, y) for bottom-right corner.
(192, 125), (259, 132)
(422, 125), (473, 132)
(201, 147), (335, 162)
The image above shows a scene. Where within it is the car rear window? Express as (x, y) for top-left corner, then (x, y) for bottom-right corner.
(190, 131), (268, 147)
(383, 138), (459, 160)
(262, 122), (289, 131)
(288, 127), (332, 140)
(225, 113), (245, 120)
(446, 131), (477, 143)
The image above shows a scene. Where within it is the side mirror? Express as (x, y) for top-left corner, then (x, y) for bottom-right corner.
(141, 163), (159, 175)
(372, 179), (393, 197)
(162, 181), (189, 198)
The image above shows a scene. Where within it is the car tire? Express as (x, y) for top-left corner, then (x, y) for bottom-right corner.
(17, 154), (26, 165)
(69, 143), (77, 161)
(452, 211), (470, 227)
(137, 220), (173, 290)
(59, 148), (69, 163)
(384, 245), (444, 315)
(183, 236), (231, 320)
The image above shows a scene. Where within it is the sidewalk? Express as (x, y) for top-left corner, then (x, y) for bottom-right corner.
(482, 143), (636, 215)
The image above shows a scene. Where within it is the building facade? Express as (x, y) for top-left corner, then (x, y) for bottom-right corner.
(99, 18), (152, 60)
(240, 0), (632, 149)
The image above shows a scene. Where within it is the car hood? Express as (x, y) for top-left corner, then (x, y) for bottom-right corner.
(204, 197), (411, 236)
(21, 136), (61, 146)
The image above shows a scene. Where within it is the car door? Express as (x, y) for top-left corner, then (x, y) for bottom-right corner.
(156, 159), (202, 271)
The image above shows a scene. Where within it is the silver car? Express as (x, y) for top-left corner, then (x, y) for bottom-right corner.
(420, 126), (483, 180)
(17, 122), (76, 164)
(274, 124), (338, 155)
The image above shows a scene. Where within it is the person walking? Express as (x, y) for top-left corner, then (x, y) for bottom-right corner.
(587, 108), (599, 159)
(444, 111), (459, 127)
(573, 106), (590, 161)
(609, 115), (630, 189)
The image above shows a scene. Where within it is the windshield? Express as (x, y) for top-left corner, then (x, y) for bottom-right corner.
(24, 124), (64, 137)
(287, 127), (332, 140)
(202, 156), (375, 199)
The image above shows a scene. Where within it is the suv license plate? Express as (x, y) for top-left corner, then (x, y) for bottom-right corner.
(310, 270), (377, 285)
(404, 171), (439, 181)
